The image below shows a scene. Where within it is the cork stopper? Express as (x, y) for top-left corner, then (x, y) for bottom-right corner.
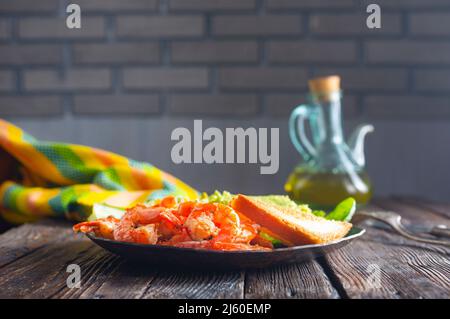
(308, 75), (341, 94)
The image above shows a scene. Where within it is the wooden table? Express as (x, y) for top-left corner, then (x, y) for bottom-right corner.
(0, 197), (448, 299)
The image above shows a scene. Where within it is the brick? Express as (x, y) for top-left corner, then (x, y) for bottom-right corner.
(117, 16), (204, 38)
(267, 0), (355, 9)
(364, 95), (450, 119)
(0, 71), (15, 92)
(310, 13), (401, 36)
(266, 94), (305, 116)
(213, 15), (302, 36)
(73, 43), (160, 64)
(73, 94), (159, 115)
(268, 40), (357, 64)
(18, 17), (105, 39)
(0, 96), (62, 117)
(24, 69), (111, 92)
(361, 0), (450, 9)
(0, 0), (58, 13)
(219, 67), (308, 90)
(410, 13), (450, 36)
(171, 41), (258, 63)
(366, 41), (450, 65)
(266, 94), (358, 117)
(314, 68), (408, 91)
(170, 0), (256, 11)
(75, 0), (157, 11)
(0, 44), (62, 65)
(123, 68), (208, 89)
(0, 19), (11, 40)
(414, 70), (450, 92)
(168, 94), (258, 116)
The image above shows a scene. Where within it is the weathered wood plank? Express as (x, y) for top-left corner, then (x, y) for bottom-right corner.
(374, 198), (450, 227)
(322, 201), (450, 299)
(372, 198), (450, 254)
(0, 219), (73, 268)
(0, 219), (246, 299)
(0, 198), (448, 299)
(244, 262), (338, 299)
(394, 196), (450, 219)
(0, 219), (124, 299)
(0, 221), (332, 299)
(52, 246), (121, 299)
(323, 230), (449, 298)
(59, 256), (246, 299)
(141, 269), (245, 299)
(0, 233), (92, 298)
(75, 260), (158, 299)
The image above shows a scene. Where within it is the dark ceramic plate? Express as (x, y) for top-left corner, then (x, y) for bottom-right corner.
(86, 226), (365, 269)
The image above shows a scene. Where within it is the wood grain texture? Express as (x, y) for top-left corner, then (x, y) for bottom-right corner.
(324, 228), (449, 298)
(245, 262), (338, 299)
(374, 198), (450, 227)
(0, 219), (122, 299)
(72, 260), (158, 299)
(0, 219), (72, 268)
(394, 196), (450, 219)
(52, 247), (121, 299)
(322, 201), (450, 299)
(0, 233), (94, 298)
(0, 198), (448, 299)
(142, 270), (244, 299)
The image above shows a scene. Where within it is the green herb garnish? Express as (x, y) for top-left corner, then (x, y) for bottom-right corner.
(325, 197), (356, 222)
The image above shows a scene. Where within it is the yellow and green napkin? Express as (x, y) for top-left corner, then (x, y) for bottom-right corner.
(0, 119), (197, 224)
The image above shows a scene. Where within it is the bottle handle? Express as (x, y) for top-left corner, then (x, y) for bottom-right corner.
(289, 104), (318, 162)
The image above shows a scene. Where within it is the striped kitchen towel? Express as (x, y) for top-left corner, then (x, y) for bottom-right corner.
(0, 119), (198, 223)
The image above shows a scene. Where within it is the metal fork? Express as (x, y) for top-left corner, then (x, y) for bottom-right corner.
(356, 211), (450, 247)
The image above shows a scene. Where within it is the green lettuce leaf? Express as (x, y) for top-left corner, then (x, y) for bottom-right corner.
(325, 197), (356, 222)
(88, 203), (125, 221)
(201, 190), (234, 205)
(311, 210), (327, 218)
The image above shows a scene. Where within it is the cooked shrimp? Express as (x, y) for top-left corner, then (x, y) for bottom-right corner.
(211, 242), (270, 251)
(234, 222), (259, 243)
(72, 195), (273, 251)
(129, 224), (159, 245)
(213, 204), (240, 230)
(158, 209), (184, 239)
(184, 210), (219, 241)
(211, 204), (243, 242)
(171, 240), (212, 249)
(112, 204), (184, 244)
(72, 216), (119, 240)
(183, 203), (241, 241)
(177, 201), (196, 217)
(162, 228), (192, 244)
(113, 205), (165, 244)
(172, 241), (269, 251)
(159, 195), (177, 208)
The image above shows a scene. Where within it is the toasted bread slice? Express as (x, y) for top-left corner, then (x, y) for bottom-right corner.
(231, 194), (352, 246)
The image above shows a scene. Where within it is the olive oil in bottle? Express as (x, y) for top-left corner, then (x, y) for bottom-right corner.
(285, 169), (372, 211)
(286, 75), (373, 210)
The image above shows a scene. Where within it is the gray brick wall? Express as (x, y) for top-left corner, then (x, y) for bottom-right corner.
(2, 0), (449, 119)
(0, 0), (449, 201)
